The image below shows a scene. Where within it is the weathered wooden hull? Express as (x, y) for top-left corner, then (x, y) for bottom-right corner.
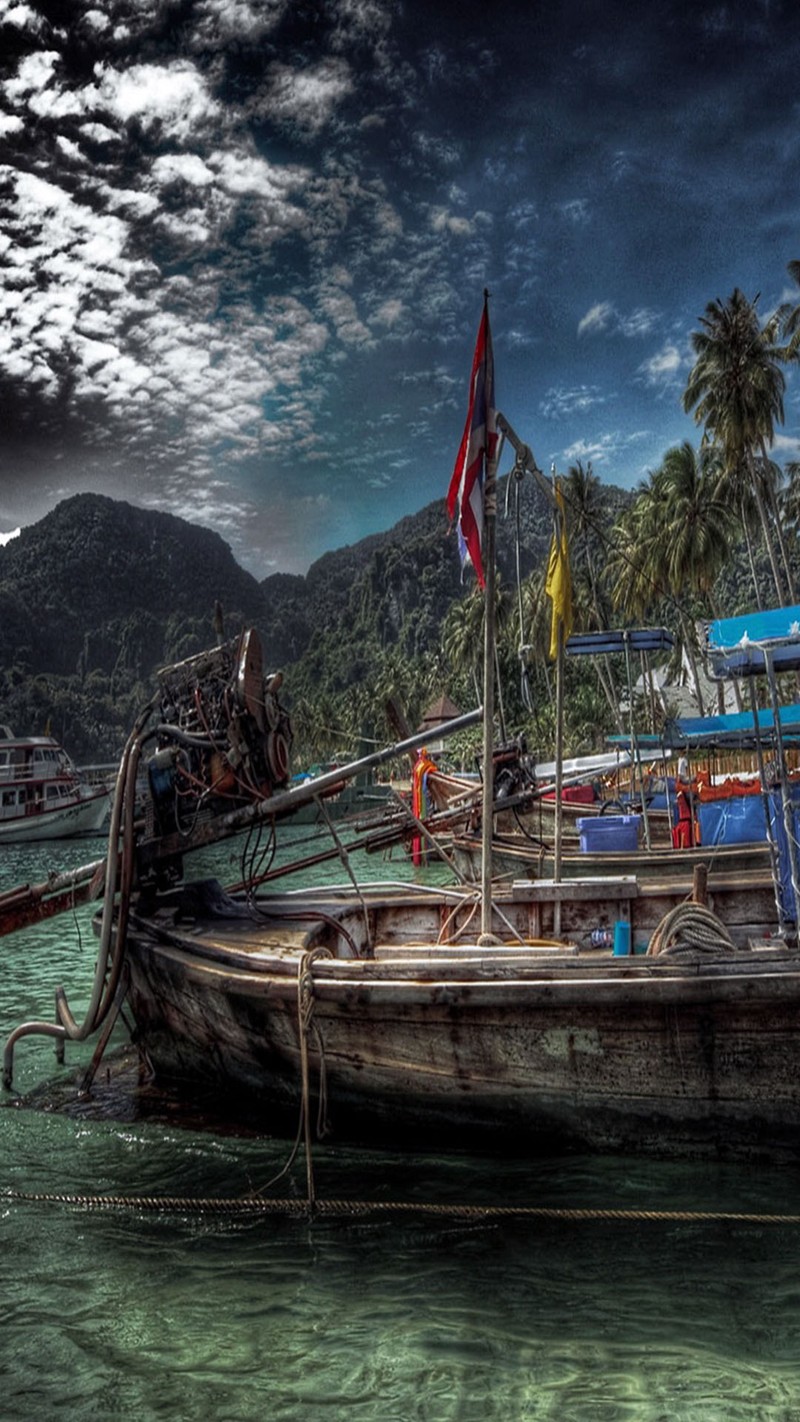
(122, 876), (800, 1159)
(452, 834), (774, 886)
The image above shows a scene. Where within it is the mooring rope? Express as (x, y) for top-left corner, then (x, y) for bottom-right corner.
(647, 902), (737, 957)
(3, 1189), (800, 1224)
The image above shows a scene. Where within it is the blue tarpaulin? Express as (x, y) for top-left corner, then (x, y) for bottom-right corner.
(706, 606), (800, 649)
(607, 702), (800, 749)
(669, 703), (800, 745)
(697, 795), (766, 846)
(705, 605), (800, 677)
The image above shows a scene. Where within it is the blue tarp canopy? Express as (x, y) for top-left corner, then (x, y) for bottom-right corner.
(608, 702), (800, 749)
(669, 703), (800, 746)
(704, 605), (800, 678)
(565, 627), (675, 657)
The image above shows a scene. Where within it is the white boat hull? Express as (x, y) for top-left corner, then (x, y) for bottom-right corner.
(0, 788), (109, 842)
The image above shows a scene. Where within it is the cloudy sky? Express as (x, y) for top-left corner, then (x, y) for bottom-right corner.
(2, 0), (800, 577)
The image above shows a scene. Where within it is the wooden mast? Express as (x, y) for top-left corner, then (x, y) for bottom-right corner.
(479, 292), (499, 942)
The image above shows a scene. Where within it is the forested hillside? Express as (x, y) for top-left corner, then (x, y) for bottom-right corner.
(0, 481), (602, 761)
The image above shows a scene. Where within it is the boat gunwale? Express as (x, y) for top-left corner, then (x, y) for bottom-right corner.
(124, 917), (800, 1004)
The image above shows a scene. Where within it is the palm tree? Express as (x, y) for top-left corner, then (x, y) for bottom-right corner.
(563, 461), (608, 620)
(659, 441), (741, 710)
(775, 258), (800, 356)
(683, 288), (792, 606)
(562, 460), (621, 726)
(608, 448), (735, 717)
(607, 478), (664, 622)
(659, 442), (735, 604)
(441, 587), (486, 704)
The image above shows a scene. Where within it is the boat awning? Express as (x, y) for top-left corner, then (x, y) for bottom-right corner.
(564, 627), (675, 657)
(606, 704), (800, 750)
(667, 703), (800, 746)
(534, 749), (632, 781)
(704, 606), (800, 678)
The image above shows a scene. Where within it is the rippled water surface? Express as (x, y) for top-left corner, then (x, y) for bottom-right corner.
(3, 832), (800, 1421)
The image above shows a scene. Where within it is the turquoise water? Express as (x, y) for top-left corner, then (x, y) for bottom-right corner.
(4, 830), (800, 1421)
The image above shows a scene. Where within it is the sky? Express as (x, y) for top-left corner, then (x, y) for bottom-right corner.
(2, 0), (800, 578)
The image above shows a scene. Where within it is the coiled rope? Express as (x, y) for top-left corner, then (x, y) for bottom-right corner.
(3, 1190), (800, 1224)
(646, 902), (737, 958)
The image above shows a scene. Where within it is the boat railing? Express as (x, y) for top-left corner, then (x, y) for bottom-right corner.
(0, 762), (77, 784)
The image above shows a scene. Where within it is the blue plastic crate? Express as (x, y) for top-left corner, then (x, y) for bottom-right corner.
(576, 814), (641, 853)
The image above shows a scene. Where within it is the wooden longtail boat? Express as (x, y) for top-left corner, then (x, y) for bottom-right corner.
(117, 870), (794, 1158)
(450, 830), (774, 886)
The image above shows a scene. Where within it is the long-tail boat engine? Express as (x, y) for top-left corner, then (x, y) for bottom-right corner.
(143, 627), (292, 845)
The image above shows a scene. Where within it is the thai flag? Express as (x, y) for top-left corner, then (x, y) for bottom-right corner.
(446, 300), (498, 588)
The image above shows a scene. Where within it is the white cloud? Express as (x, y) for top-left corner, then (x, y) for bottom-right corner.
(619, 307), (658, 337)
(562, 429), (649, 468)
(578, 301), (659, 339)
(3, 50), (60, 103)
(96, 60), (221, 141)
(540, 385), (608, 420)
(193, 0), (289, 43)
(151, 153), (216, 188)
(772, 433), (800, 462)
(430, 207), (491, 238)
(0, 2), (44, 33)
(83, 8), (111, 33)
(373, 298), (403, 327)
(638, 341), (684, 387)
(263, 58), (353, 137)
(559, 198), (590, 225)
(210, 148), (308, 201)
(319, 284), (373, 347)
(578, 301), (614, 337)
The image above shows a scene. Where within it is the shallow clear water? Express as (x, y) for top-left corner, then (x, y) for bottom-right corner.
(3, 831), (800, 1421)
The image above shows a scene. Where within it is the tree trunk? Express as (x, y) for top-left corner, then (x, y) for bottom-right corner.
(760, 439), (797, 603)
(749, 450), (788, 604)
(741, 495), (764, 610)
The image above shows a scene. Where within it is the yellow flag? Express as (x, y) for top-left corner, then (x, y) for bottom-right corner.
(545, 480), (572, 659)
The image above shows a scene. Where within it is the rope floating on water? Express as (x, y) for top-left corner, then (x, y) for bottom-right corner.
(3, 1189), (800, 1224)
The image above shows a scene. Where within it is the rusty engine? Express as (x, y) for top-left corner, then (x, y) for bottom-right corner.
(142, 628), (292, 845)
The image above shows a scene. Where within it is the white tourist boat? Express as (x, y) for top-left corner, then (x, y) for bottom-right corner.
(0, 727), (111, 841)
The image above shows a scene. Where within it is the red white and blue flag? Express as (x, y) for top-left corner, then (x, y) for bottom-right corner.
(446, 299), (497, 588)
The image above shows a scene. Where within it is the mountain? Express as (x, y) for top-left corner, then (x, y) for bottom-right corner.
(0, 493), (265, 676)
(0, 479), (629, 758)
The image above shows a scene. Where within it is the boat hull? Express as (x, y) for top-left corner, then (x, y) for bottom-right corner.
(122, 878), (799, 1159)
(452, 834), (774, 885)
(0, 788), (109, 842)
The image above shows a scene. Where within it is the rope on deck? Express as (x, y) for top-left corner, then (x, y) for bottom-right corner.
(4, 1189), (800, 1225)
(647, 902), (737, 957)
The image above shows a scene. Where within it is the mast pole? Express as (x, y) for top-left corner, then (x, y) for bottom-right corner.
(553, 615), (564, 887)
(480, 341), (498, 943)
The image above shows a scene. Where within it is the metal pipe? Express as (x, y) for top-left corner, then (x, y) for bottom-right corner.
(215, 707), (484, 834)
